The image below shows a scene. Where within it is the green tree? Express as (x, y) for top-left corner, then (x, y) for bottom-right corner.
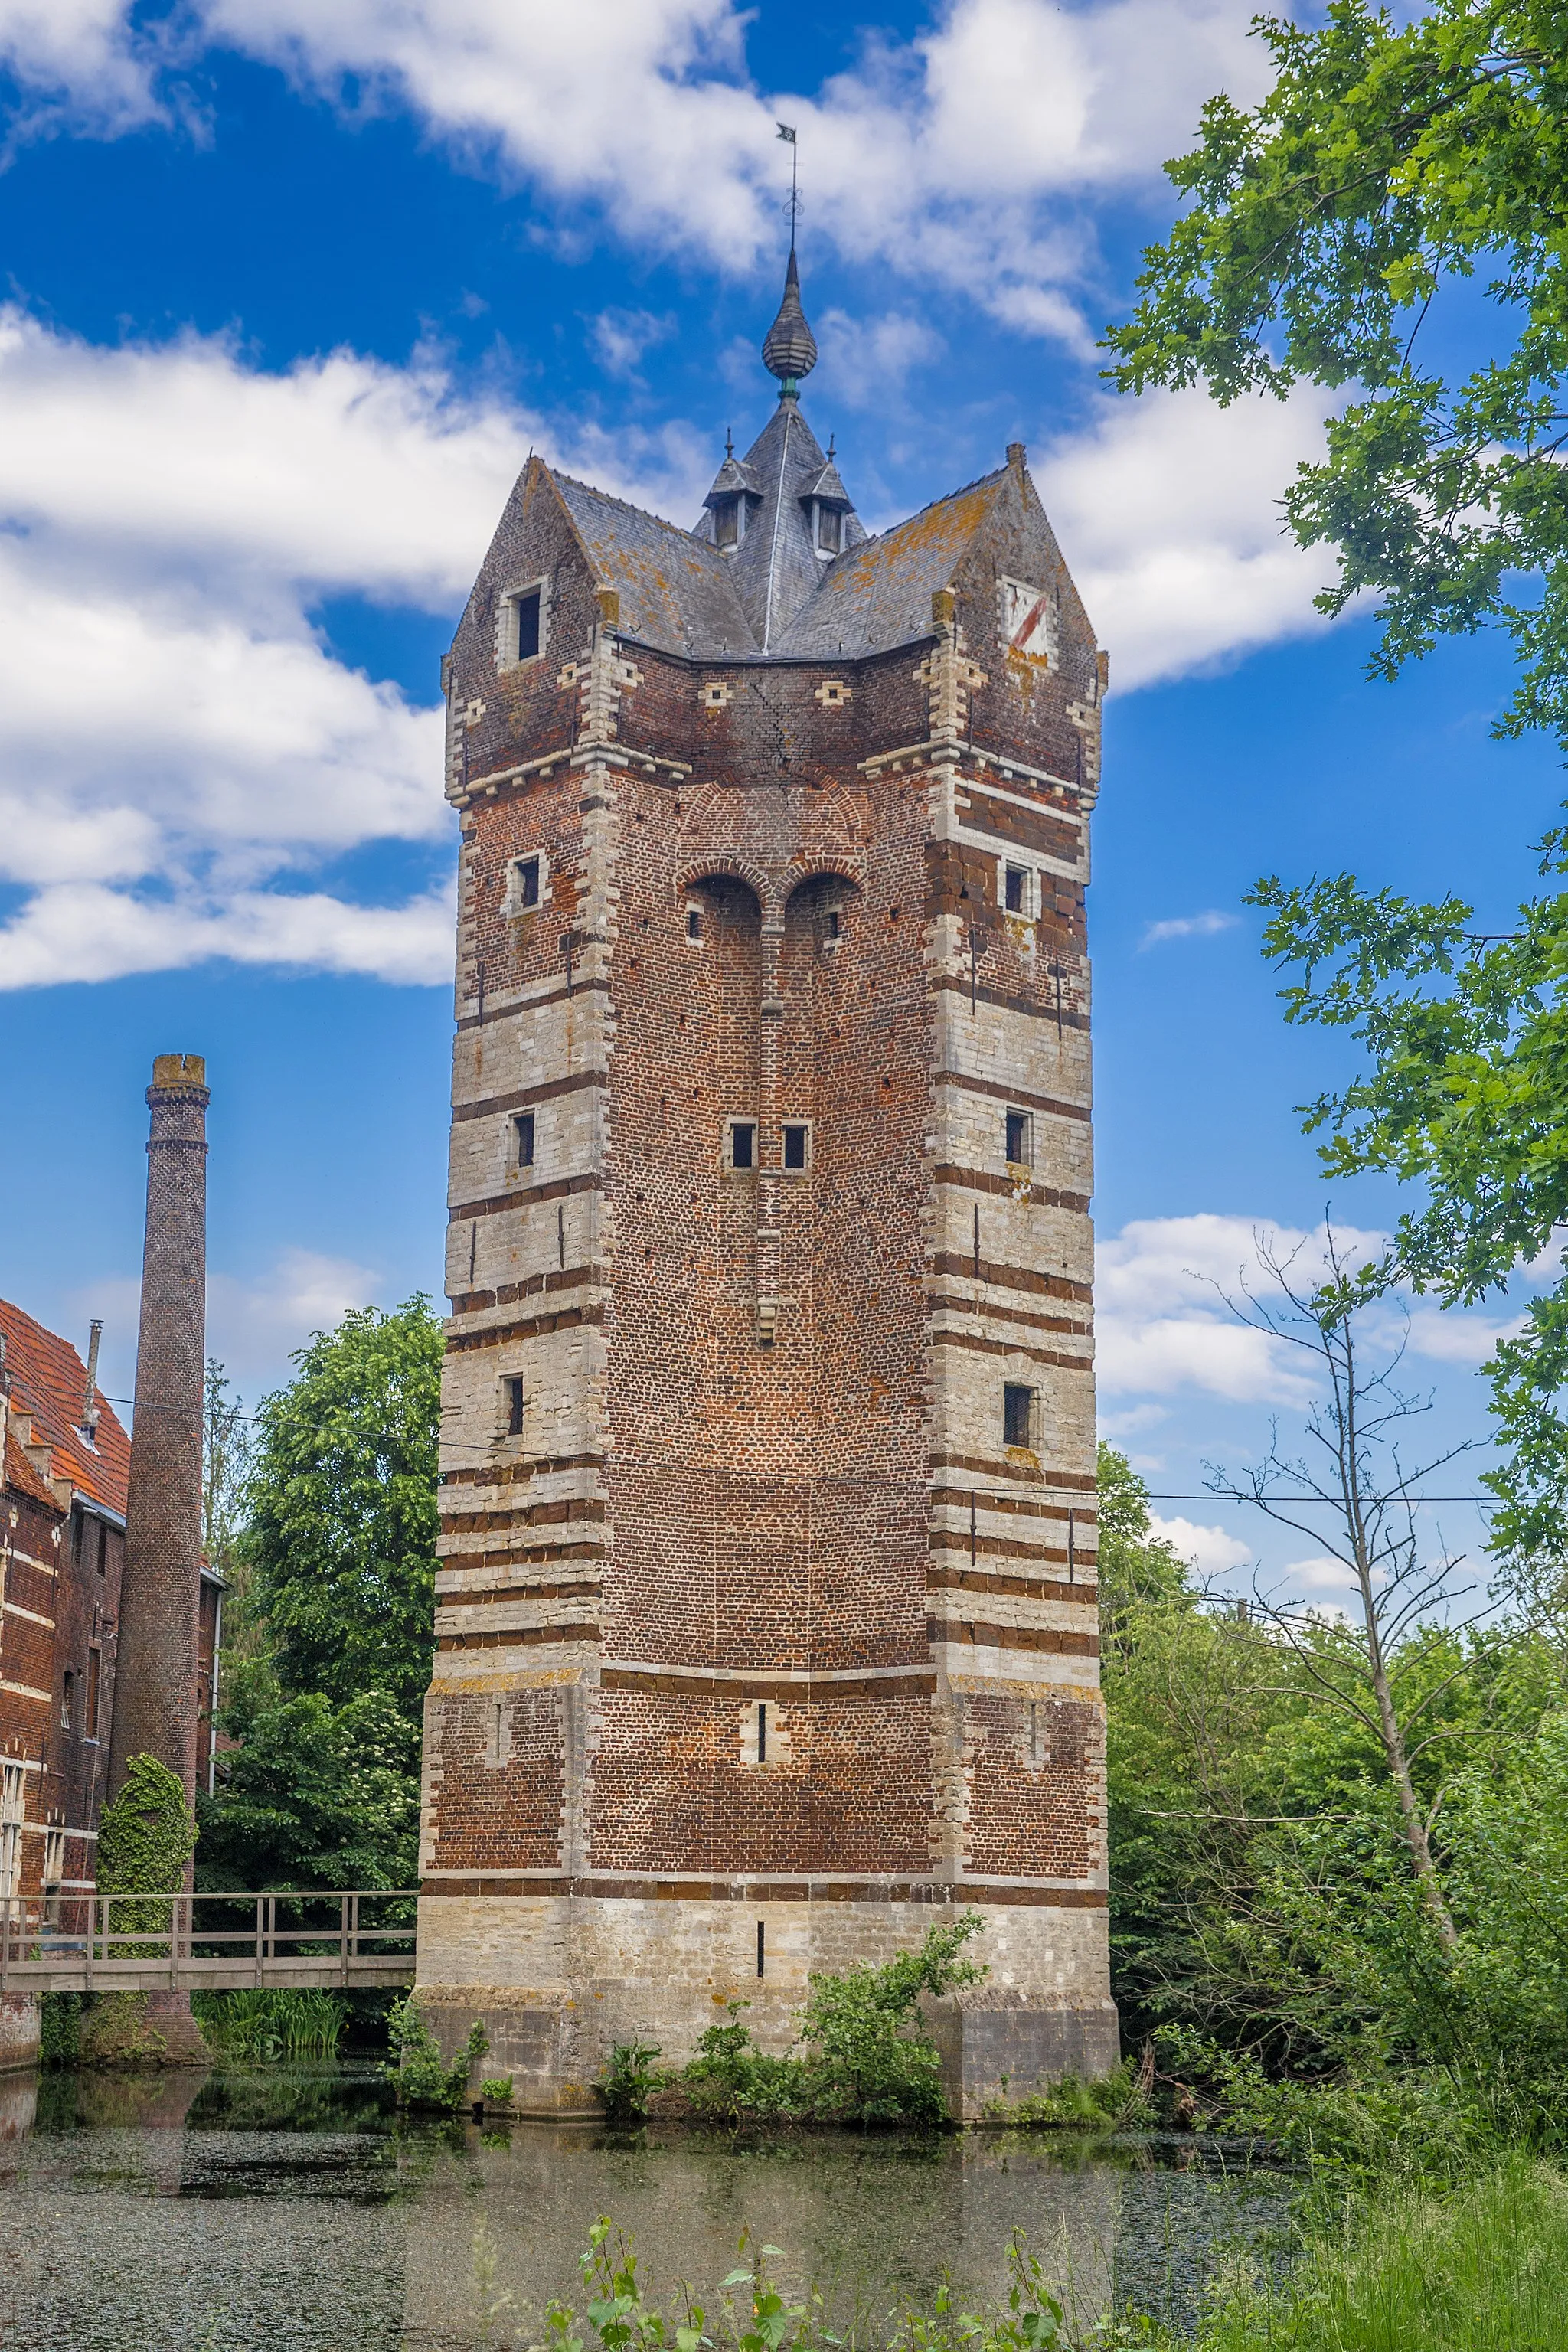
(245, 1298), (442, 1720)
(1103, 3), (1568, 1582)
(1104, 0), (1568, 752)
(196, 1660), (420, 1891)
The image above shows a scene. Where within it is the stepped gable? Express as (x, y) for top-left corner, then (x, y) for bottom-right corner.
(775, 463), (1012, 658)
(0, 1297), (129, 1517)
(552, 472), (756, 658)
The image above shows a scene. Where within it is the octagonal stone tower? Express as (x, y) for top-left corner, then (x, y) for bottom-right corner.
(414, 260), (1116, 2117)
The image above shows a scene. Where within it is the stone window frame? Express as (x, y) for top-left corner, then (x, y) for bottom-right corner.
(496, 576), (550, 673)
(1000, 858), (1037, 920)
(497, 1374), (527, 1443)
(504, 849), (550, 916)
(511, 1110), (537, 1174)
(684, 900), (706, 945)
(724, 1117), (759, 1174)
(1002, 1380), (1039, 1451)
(1004, 1106), (1034, 1170)
(780, 1119), (813, 1174)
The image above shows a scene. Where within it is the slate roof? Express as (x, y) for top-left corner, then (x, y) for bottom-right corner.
(0, 1297), (129, 1518)
(774, 465), (1012, 658)
(554, 473), (757, 657)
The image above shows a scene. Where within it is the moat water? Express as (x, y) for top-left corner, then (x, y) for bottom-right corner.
(0, 2066), (1288, 2350)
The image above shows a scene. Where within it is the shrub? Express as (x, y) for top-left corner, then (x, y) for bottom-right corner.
(384, 1994), (488, 2109)
(795, 1909), (987, 2124)
(595, 2040), (666, 2124)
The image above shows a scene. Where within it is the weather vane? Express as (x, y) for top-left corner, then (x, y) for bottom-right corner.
(776, 121), (799, 246)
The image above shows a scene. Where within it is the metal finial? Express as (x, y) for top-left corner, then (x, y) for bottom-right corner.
(761, 245), (817, 393)
(725, 427), (734, 458)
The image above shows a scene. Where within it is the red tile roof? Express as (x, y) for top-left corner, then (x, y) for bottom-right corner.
(0, 1298), (130, 1518)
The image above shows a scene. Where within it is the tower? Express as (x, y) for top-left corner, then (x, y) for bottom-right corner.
(416, 261), (1116, 2117)
(108, 1054), (209, 1805)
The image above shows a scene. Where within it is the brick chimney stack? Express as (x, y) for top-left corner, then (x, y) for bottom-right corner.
(107, 1054), (210, 1806)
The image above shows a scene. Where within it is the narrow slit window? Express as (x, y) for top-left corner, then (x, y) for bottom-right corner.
(503, 1377), (525, 1438)
(1005, 1109), (1032, 1166)
(1003, 1383), (1035, 1449)
(824, 907), (841, 941)
(685, 903), (704, 943)
(86, 1648), (101, 1742)
(514, 587), (541, 662)
(728, 1120), (756, 1171)
(1004, 864), (1030, 916)
(511, 854), (541, 911)
(756, 1920), (766, 1978)
(514, 1112), (536, 1168)
(782, 1123), (809, 1171)
(757, 1701), (768, 1764)
(95, 1521), (107, 1576)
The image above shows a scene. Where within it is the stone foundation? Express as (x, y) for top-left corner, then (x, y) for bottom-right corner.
(0, 1991), (39, 2074)
(415, 1890), (1113, 2116)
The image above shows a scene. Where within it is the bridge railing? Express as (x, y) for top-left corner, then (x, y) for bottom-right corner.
(0, 1889), (419, 1991)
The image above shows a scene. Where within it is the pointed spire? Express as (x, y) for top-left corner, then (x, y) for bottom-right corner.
(761, 249), (818, 397)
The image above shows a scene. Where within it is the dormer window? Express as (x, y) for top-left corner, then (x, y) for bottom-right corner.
(714, 497), (742, 550)
(815, 502), (841, 555)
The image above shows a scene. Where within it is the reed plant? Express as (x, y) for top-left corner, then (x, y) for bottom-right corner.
(192, 1987), (348, 2060)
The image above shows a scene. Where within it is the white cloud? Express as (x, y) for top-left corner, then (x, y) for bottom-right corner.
(815, 308), (946, 410)
(1141, 908), (1239, 948)
(1096, 1214), (1387, 1404)
(1149, 1514), (1252, 1577)
(1039, 384), (1337, 687)
(1403, 1303), (1526, 1366)
(0, 307), (713, 988)
(1, 1), (1272, 345)
(0, 0), (165, 134)
(589, 308), (676, 381)
(1280, 1554), (1357, 1594)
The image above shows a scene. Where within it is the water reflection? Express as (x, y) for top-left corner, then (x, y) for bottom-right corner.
(0, 2066), (1285, 2352)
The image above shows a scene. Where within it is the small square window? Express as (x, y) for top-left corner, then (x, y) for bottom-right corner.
(1003, 1383), (1036, 1449)
(502, 1377), (525, 1438)
(685, 904), (704, 943)
(512, 854), (541, 911)
(727, 1120), (756, 1171)
(1004, 864), (1030, 916)
(825, 907), (841, 941)
(782, 1122), (810, 1171)
(514, 588), (541, 662)
(1005, 1109), (1032, 1166)
(514, 1112), (535, 1168)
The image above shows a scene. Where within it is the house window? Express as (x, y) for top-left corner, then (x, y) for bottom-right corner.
(508, 854), (543, 912)
(714, 498), (740, 549)
(502, 1377), (525, 1438)
(0, 1821), (17, 1904)
(685, 904), (704, 944)
(1004, 863), (1031, 916)
(782, 1122), (811, 1171)
(86, 1648), (101, 1742)
(727, 1119), (756, 1171)
(1003, 1383), (1036, 1449)
(1005, 1109), (1033, 1166)
(816, 504), (841, 554)
(60, 1671), (74, 1732)
(512, 586), (542, 662)
(514, 1112), (536, 1169)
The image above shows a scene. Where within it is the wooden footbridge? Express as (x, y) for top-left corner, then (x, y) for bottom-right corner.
(0, 1891), (417, 1994)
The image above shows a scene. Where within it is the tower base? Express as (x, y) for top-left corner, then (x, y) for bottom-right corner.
(413, 1889), (1116, 2119)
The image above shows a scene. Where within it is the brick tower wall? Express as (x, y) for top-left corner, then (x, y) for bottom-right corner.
(416, 452), (1115, 2116)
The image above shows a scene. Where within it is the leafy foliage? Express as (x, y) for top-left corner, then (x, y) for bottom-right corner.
(794, 1909), (986, 2123)
(196, 1658), (419, 1890)
(1104, 0), (1568, 754)
(244, 1297), (441, 1720)
(192, 1988), (348, 2060)
(384, 1994), (488, 2110)
(97, 1755), (198, 1949)
(596, 2041), (668, 2124)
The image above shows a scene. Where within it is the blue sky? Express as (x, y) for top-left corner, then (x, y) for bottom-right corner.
(0, 0), (1553, 1607)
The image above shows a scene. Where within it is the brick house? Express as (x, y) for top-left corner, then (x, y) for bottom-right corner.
(415, 254), (1117, 2117)
(0, 1303), (128, 1938)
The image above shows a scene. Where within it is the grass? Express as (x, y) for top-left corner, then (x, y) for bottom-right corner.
(1195, 2158), (1568, 2352)
(191, 1987), (348, 2060)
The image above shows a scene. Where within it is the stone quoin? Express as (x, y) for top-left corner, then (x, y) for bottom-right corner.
(414, 253), (1117, 2119)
